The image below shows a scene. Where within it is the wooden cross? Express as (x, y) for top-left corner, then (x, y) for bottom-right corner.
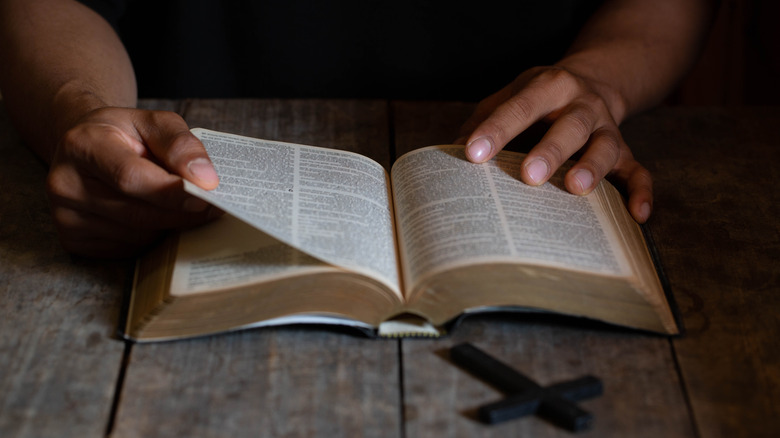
(450, 343), (603, 432)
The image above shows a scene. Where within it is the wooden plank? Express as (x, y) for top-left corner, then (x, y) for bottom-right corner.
(114, 329), (399, 438)
(402, 321), (692, 437)
(0, 102), (144, 435)
(621, 106), (780, 438)
(112, 99), (402, 438)
(391, 101), (695, 437)
(181, 98), (393, 168)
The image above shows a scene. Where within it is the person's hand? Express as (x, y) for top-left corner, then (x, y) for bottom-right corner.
(460, 65), (653, 223)
(46, 107), (221, 257)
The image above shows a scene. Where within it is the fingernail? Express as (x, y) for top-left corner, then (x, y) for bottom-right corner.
(638, 202), (651, 222)
(525, 158), (549, 185)
(572, 168), (594, 193)
(188, 158), (219, 186)
(466, 137), (493, 163)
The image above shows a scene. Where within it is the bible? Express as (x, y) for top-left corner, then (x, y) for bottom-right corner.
(123, 128), (680, 342)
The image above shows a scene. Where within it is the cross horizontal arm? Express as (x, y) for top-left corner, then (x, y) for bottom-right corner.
(449, 343), (603, 432)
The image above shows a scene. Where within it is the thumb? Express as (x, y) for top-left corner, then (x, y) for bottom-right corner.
(135, 111), (219, 190)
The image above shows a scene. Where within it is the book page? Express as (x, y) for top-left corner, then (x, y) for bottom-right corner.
(184, 129), (401, 296)
(391, 146), (630, 295)
(169, 215), (334, 296)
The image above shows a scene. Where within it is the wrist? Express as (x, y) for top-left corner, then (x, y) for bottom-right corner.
(50, 80), (106, 129)
(46, 80), (131, 163)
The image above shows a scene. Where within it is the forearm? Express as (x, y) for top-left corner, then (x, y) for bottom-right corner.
(556, 0), (715, 124)
(0, 0), (136, 162)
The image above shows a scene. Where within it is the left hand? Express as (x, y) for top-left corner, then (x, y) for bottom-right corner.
(459, 65), (653, 223)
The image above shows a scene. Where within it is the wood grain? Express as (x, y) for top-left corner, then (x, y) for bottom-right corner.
(4, 100), (778, 437)
(111, 99), (402, 438)
(114, 328), (399, 438)
(622, 106), (780, 438)
(181, 98), (392, 168)
(401, 319), (693, 438)
(0, 102), (135, 437)
(391, 101), (696, 437)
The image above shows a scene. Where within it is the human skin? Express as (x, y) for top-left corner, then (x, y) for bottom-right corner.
(0, 0), (221, 257)
(461, 0), (715, 224)
(0, 0), (714, 257)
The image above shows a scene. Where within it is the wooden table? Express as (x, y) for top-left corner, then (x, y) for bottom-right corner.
(1, 99), (778, 438)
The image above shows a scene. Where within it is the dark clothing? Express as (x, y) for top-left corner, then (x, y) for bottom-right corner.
(79, 0), (604, 100)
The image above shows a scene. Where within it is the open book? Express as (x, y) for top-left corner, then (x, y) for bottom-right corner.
(124, 128), (680, 342)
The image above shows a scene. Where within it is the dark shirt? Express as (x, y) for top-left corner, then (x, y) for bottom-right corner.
(79, 0), (604, 100)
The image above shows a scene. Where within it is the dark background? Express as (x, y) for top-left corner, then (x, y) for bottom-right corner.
(672, 0), (780, 105)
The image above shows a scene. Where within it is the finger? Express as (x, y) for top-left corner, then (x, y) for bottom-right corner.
(47, 163), (220, 229)
(133, 111), (219, 190)
(622, 163), (653, 223)
(464, 69), (574, 163)
(562, 126), (622, 195)
(599, 149), (653, 223)
(520, 100), (604, 186)
(61, 120), (215, 211)
(457, 88), (514, 142)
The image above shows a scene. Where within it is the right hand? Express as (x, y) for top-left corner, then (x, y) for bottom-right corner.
(460, 66), (653, 223)
(46, 107), (221, 258)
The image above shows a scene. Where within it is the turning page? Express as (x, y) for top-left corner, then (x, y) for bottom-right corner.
(184, 129), (401, 296)
(168, 215), (333, 296)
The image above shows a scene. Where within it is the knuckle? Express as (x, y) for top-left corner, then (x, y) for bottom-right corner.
(538, 67), (579, 93)
(45, 165), (86, 210)
(59, 125), (93, 161)
(565, 109), (596, 141)
(60, 121), (125, 161)
(111, 160), (145, 194)
(169, 131), (202, 162)
(633, 165), (653, 187)
(148, 109), (184, 126)
(474, 87), (544, 148)
(538, 139), (567, 166)
(59, 124), (83, 149)
(486, 96), (537, 144)
(605, 139), (623, 166)
(594, 128), (622, 160)
(589, 94), (610, 115)
(147, 111), (187, 138)
(589, 160), (612, 181)
(45, 167), (70, 201)
(502, 95), (536, 125)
